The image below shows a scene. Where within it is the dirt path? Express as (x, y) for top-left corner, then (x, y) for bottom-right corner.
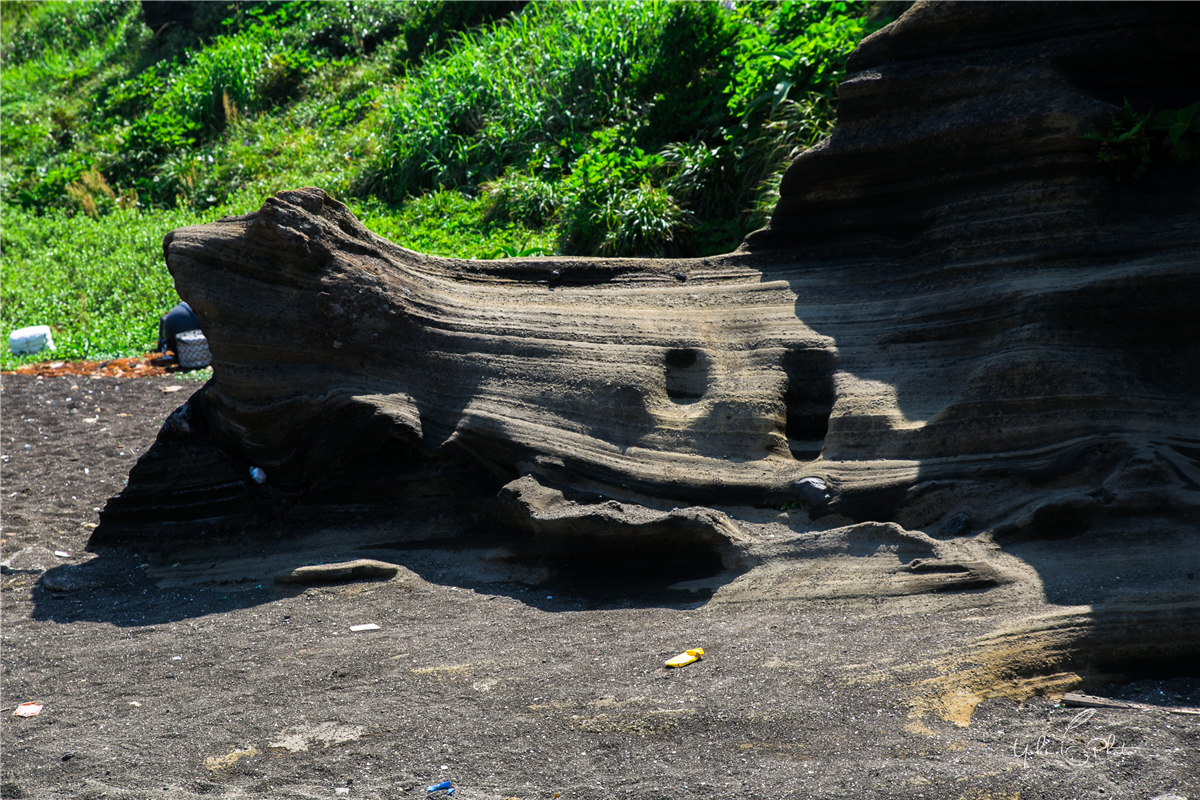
(2, 374), (1197, 799)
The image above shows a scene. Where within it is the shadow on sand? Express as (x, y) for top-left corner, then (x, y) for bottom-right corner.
(29, 524), (736, 627)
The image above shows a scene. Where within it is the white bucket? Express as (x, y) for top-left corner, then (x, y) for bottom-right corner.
(8, 325), (56, 356)
(175, 329), (211, 370)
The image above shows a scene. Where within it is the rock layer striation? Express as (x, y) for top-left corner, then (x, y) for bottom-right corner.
(96, 2), (1199, 551)
(87, 0), (1200, 706)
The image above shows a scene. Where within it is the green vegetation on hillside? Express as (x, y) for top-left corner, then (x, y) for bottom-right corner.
(1, 0), (894, 368)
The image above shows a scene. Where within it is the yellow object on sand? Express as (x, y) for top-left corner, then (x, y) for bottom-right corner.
(665, 648), (704, 668)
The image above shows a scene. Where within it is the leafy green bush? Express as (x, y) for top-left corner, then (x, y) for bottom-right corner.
(481, 171), (561, 227)
(1150, 103), (1199, 163)
(598, 183), (693, 258)
(724, 1), (873, 119)
(1083, 100), (1200, 179)
(557, 125), (683, 256)
(1083, 101), (1155, 179)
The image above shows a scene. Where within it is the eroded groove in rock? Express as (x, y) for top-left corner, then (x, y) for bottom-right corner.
(93, 2), (1198, 572)
(781, 348), (836, 461)
(490, 475), (751, 586)
(663, 348), (709, 404)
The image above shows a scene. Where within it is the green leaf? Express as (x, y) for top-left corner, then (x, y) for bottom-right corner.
(1170, 137), (1198, 163)
(771, 79), (795, 116)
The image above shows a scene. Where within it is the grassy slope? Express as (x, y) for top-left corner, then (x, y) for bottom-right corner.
(1, 0), (888, 369)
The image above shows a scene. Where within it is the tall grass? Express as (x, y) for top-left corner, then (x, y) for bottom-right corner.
(365, 2), (666, 198)
(364, 0), (880, 256)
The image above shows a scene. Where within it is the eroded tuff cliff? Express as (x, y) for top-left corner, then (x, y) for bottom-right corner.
(94, 2), (1198, 553)
(83, 2), (1200, 709)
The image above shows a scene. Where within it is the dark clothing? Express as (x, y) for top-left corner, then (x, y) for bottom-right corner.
(158, 302), (200, 356)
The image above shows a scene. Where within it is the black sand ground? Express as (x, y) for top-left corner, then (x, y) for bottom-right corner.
(2, 373), (1197, 799)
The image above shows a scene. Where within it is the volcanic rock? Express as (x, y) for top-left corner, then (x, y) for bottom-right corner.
(88, 1), (1200, 701)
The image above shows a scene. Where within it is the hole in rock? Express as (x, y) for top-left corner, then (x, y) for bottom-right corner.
(992, 503), (1092, 544)
(373, 527), (729, 607)
(664, 348), (708, 403)
(781, 348), (835, 461)
(533, 529), (726, 589)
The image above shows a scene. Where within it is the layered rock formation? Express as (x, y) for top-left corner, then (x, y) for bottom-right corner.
(95, 2), (1198, 549)
(88, 0), (1194, 661)
(88, 1), (1200, 706)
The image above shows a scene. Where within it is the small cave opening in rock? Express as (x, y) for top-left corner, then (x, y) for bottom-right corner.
(532, 529), (727, 592)
(664, 348), (708, 403)
(781, 348), (836, 461)
(372, 526), (730, 607)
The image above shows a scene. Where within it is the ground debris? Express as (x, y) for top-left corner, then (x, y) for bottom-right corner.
(1063, 691), (1200, 715)
(3, 353), (179, 379)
